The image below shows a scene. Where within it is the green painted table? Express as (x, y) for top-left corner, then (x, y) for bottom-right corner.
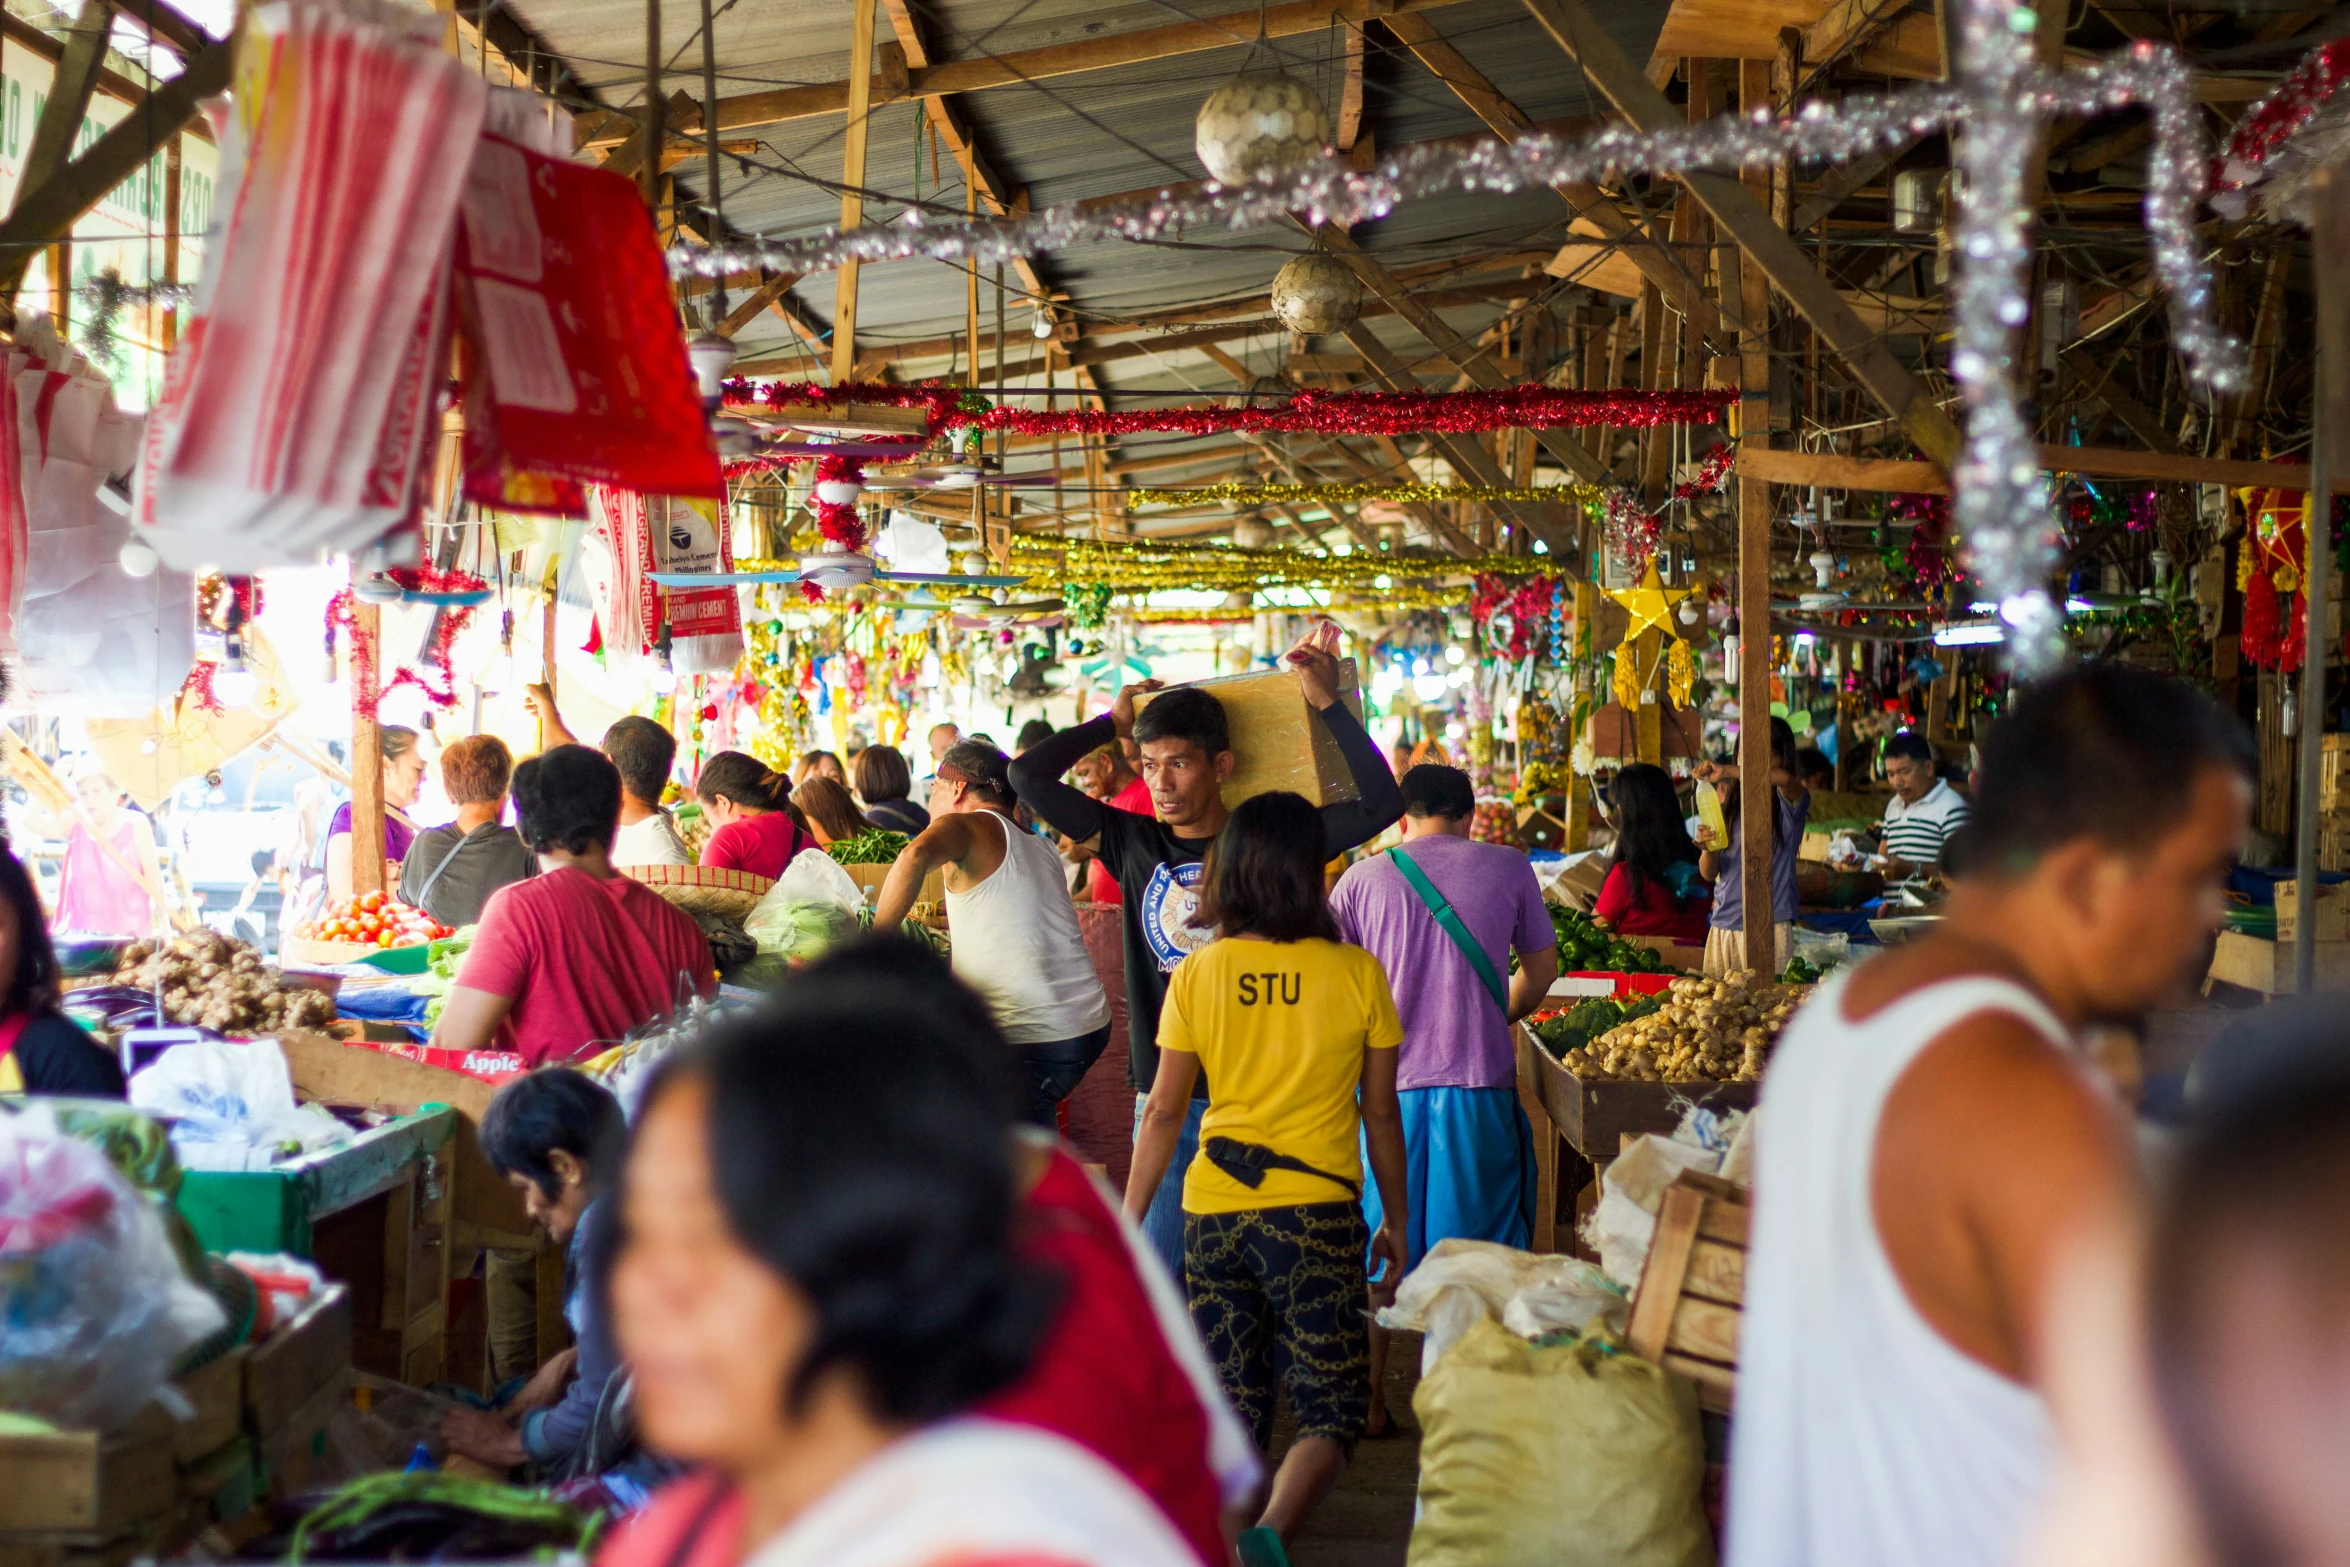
(175, 1107), (457, 1257)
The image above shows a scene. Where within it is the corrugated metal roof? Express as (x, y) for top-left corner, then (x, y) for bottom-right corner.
(496, 0), (1669, 390)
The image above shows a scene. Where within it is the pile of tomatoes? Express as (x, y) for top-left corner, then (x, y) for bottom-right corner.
(296, 890), (452, 949)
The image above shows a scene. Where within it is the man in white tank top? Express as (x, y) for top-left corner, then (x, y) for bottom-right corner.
(1729, 663), (2254, 1567)
(872, 741), (1111, 1126)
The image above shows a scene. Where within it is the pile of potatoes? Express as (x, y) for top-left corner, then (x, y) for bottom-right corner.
(1558, 971), (1815, 1083)
(113, 931), (338, 1035)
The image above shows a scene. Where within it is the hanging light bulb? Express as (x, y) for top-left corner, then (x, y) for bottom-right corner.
(687, 332), (738, 404)
(118, 537), (159, 578)
(1809, 549), (1836, 590)
(1032, 310), (1054, 340)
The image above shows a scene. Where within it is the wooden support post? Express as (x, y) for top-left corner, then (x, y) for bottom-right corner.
(2297, 160), (2350, 992)
(161, 135), (181, 352)
(639, 0), (663, 213)
(1739, 471), (1774, 974)
(349, 601), (388, 899)
(833, 0), (876, 385)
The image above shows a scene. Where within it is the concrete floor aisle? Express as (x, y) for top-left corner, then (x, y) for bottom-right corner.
(1273, 1333), (1423, 1567)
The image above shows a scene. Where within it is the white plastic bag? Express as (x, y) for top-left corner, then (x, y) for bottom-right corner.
(1586, 1104), (1752, 1288)
(1378, 1238), (1627, 1372)
(0, 1103), (226, 1428)
(128, 1039), (350, 1171)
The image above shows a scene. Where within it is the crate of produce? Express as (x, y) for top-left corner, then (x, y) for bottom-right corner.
(1529, 1049), (1760, 1159)
(284, 893), (453, 974)
(1543, 902), (1677, 979)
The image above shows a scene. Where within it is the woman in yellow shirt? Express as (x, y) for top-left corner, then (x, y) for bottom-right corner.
(1126, 790), (1410, 1556)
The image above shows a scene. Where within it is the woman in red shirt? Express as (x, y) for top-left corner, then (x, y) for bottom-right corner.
(1592, 762), (1711, 943)
(696, 753), (815, 879)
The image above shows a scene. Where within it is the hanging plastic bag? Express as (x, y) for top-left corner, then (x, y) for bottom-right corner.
(587, 489), (741, 673)
(0, 1102), (227, 1429)
(455, 116), (718, 504)
(133, 0), (487, 572)
(127, 1038), (351, 1171)
(1409, 1320), (1711, 1567)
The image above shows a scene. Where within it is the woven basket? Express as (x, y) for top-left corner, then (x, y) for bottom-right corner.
(282, 934), (431, 970)
(622, 863), (773, 921)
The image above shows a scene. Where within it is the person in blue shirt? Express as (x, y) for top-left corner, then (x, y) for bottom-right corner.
(441, 1068), (624, 1477)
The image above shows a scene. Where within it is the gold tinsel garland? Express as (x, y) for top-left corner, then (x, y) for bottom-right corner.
(1122, 481), (1607, 509)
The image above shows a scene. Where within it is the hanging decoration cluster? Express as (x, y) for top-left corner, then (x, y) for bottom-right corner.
(2238, 486), (2313, 672)
(1599, 443), (1737, 568)
(728, 380), (1735, 437)
(2211, 37), (2350, 218)
(1885, 493), (1961, 589)
(1471, 572), (1563, 661)
(177, 574), (265, 716)
(1122, 479), (1609, 508)
(325, 567), (488, 717)
(810, 454), (870, 554)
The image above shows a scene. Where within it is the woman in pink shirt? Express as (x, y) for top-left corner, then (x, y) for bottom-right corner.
(696, 753), (815, 879)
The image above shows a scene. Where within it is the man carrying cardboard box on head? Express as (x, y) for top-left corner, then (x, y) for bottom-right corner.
(1011, 625), (1406, 1284)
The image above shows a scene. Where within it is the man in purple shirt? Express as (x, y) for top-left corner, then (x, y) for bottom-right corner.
(1329, 764), (1559, 1430)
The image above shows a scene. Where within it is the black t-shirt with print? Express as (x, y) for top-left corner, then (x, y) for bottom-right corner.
(10, 1012), (126, 1096)
(1010, 700), (1404, 1093)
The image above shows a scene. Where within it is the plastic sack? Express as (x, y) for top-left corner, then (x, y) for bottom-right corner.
(127, 1039), (351, 1171)
(586, 988), (736, 1119)
(1586, 1104), (1751, 1289)
(1379, 1239), (1626, 1371)
(0, 1102), (226, 1428)
(1408, 1319), (1711, 1567)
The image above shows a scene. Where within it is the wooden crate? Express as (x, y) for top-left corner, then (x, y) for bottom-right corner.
(1525, 1035), (1758, 1160)
(0, 1427), (174, 1536)
(1627, 1171), (1750, 1416)
(2206, 930), (2350, 994)
(168, 1348), (248, 1464)
(253, 1374), (350, 1502)
(245, 1285), (352, 1437)
(838, 861), (947, 905)
(1137, 661), (1365, 810)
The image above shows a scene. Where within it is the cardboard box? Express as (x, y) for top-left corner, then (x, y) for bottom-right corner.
(2275, 879), (2350, 943)
(1138, 662), (1365, 811)
(245, 1284), (352, 1437)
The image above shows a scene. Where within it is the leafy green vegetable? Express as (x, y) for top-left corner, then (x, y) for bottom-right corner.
(411, 926), (476, 1029)
(1780, 956), (1822, 985)
(825, 828), (912, 865)
(1545, 901), (1670, 974)
(746, 898), (853, 961)
(1529, 993), (1665, 1059)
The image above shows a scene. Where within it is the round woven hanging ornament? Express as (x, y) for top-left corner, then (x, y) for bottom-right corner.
(1195, 68), (1332, 186)
(1230, 516), (1277, 549)
(1269, 251), (1362, 335)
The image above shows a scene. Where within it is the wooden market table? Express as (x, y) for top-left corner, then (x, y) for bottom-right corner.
(175, 1107), (458, 1387)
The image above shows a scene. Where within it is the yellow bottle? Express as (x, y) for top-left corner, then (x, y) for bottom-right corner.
(1694, 779), (1729, 849)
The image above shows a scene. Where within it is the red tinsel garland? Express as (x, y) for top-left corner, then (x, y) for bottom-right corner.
(2218, 38), (2350, 191)
(325, 567), (488, 717)
(2242, 568), (2304, 672)
(1887, 493), (1960, 587)
(176, 575), (268, 716)
(724, 380), (1737, 438)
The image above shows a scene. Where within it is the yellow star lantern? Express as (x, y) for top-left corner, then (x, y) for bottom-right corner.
(1606, 562), (1690, 641)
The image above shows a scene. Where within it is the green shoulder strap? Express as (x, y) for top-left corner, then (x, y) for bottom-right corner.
(1387, 845), (1509, 1012)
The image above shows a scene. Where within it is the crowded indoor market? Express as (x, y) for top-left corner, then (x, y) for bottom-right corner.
(0, 0), (2346, 1560)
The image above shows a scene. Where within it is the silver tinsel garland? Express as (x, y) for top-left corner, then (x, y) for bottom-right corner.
(675, 36), (2243, 673)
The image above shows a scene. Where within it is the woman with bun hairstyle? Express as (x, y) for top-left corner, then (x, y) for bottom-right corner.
(697, 752), (816, 880)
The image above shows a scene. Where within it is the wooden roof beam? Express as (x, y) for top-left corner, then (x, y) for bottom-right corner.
(1314, 223), (1611, 487)
(1519, 0), (1961, 469)
(577, 0), (1480, 146)
(1380, 11), (1707, 314)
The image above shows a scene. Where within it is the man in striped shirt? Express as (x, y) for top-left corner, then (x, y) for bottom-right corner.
(1878, 730), (1971, 875)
